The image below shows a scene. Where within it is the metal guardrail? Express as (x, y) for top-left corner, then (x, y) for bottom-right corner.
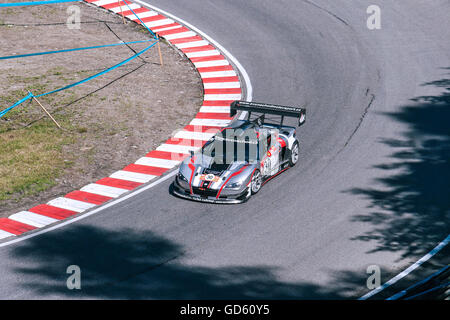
(388, 265), (450, 300)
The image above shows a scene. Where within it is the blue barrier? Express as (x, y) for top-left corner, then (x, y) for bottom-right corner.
(36, 41), (157, 97)
(0, 0), (157, 39)
(0, 0), (161, 119)
(0, 93), (34, 118)
(1, 41), (157, 118)
(0, 0), (157, 40)
(0, 39), (155, 60)
(0, 0), (79, 7)
(122, 0), (157, 39)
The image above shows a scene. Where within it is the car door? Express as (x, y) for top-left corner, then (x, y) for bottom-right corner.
(268, 130), (280, 175)
(261, 130), (280, 176)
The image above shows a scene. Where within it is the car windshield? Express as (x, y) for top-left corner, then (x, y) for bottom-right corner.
(201, 135), (261, 163)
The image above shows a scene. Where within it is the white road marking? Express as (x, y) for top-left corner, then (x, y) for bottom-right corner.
(80, 183), (128, 198)
(359, 234), (450, 300)
(156, 144), (201, 154)
(174, 130), (216, 141)
(190, 118), (231, 127)
(108, 3), (141, 13)
(135, 157), (181, 168)
(152, 25), (183, 33)
(203, 93), (242, 100)
(194, 59), (229, 68)
(110, 4), (141, 13)
(110, 170), (156, 183)
(0, 230), (15, 240)
(142, 18), (174, 28)
(200, 70), (237, 78)
(199, 106), (230, 113)
(175, 40), (210, 49)
(47, 197), (95, 213)
(126, 11), (157, 20)
(92, 0), (117, 6)
(185, 50), (220, 58)
(203, 81), (240, 89)
(9, 211), (58, 228)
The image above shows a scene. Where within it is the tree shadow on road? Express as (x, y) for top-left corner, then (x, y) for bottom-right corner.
(347, 70), (450, 260)
(6, 224), (370, 299)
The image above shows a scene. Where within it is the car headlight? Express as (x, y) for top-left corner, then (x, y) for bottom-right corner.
(225, 181), (243, 189)
(176, 172), (190, 189)
(177, 172), (188, 182)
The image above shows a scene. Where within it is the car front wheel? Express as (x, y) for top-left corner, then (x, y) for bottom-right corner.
(251, 169), (262, 194)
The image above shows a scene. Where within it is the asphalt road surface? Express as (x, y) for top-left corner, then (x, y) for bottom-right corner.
(0, 0), (449, 299)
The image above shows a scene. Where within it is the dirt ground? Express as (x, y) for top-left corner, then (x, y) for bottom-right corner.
(0, 2), (203, 217)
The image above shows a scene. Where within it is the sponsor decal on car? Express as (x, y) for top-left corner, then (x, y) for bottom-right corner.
(200, 174), (220, 182)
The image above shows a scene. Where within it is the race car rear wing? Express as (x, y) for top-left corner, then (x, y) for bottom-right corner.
(230, 101), (306, 126)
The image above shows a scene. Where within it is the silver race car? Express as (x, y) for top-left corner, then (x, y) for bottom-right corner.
(172, 101), (306, 204)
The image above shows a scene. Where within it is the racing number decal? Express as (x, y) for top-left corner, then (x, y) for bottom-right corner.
(262, 157), (271, 176)
(269, 145), (280, 176)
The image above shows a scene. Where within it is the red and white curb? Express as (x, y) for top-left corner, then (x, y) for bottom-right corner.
(0, 0), (246, 241)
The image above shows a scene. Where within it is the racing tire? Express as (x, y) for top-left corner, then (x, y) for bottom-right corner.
(251, 169), (262, 194)
(289, 140), (299, 166)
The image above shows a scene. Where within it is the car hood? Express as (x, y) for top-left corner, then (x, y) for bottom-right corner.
(179, 155), (255, 190)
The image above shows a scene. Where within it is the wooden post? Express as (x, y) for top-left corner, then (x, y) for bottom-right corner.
(28, 91), (62, 129)
(119, 0), (125, 24)
(157, 35), (164, 66)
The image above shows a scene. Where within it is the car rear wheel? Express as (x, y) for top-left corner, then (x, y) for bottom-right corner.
(289, 141), (299, 166)
(251, 169), (262, 194)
